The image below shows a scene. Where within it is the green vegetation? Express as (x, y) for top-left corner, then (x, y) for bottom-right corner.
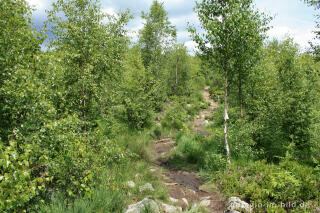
(1, 0), (320, 212)
(0, 0), (202, 212)
(185, 0), (320, 212)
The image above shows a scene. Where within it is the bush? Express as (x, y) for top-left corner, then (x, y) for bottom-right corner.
(177, 135), (203, 164)
(0, 114), (133, 212)
(203, 153), (227, 172)
(33, 115), (103, 198)
(0, 141), (46, 212)
(161, 106), (188, 130)
(214, 160), (320, 212)
(121, 48), (155, 129)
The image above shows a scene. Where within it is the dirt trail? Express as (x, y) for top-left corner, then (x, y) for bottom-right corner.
(151, 86), (224, 212)
(193, 86), (218, 135)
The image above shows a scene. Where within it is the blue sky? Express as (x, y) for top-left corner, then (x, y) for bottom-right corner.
(27, 0), (318, 52)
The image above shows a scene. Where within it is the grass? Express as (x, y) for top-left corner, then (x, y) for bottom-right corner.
(40, 160), (169, 212)
(38, 126), (171, 213)
(184, 205), (208, 213)
(39, 85), (208, 213)
(40, 189), (125, 213)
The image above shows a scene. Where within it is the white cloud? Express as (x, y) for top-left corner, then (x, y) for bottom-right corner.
(103, 7), (116, 16)
(267, 25), (314, 49)
(26, 0), (45, 10)
(184, 40), (197, 54)
(255, 0), (316, 49)
(28, 0), (318, 52)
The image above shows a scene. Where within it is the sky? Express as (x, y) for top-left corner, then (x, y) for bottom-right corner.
(27, 0), (319, 53)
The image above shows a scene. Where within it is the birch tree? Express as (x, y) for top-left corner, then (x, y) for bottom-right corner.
(189, 0), (270, 164)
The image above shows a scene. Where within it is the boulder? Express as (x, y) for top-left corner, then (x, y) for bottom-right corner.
(224, 197), (252, 213)
(200, 199), (211, 207)
(182, 198), (189, 206)
(127, 181), (135, 188)
(160, 202), (182, 213)
(139, 183), (155, 192)
(125, 198), (159, 213)
(169, 197), (179, 203)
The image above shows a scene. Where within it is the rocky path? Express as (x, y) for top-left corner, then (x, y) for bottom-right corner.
(193, 86), (218, 135)
(151, 86), (224, 212)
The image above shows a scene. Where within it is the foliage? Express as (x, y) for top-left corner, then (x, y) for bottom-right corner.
(190, 0), (271, 164)
(166, 44), (192, 96)
(2, 0), (320, 212)
(139, 0), (176, 70)
(161, 106), (188, 131)
(177, 135), (203, 164)
(46, 0), (131, 123)
(121, 47), (155, 129)
(0, 141), (46, 212)
(214, 160), (320, 212)
(138, 0), (177, 110)
(40, 189), (125, 213)
(304, 0), (320, 8)
(0, 0), (45, 141)
(203, 153), (227, 173)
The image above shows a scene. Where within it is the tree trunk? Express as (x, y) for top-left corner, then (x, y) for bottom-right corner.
(239, 74), (244, 119)
(82, 80), (86, 132)
(224, 69), (231, 164)
(176, 57), (179, 85)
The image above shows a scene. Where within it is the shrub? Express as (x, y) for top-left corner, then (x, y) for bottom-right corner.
(203, 153), (227, 172)
(161, 106), (188, 130)
(0, 141), (46, 212)
(214, 160), (320, 212)
(121, 48), (155, 129)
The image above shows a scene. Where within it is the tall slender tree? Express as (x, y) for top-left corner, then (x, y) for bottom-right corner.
(139, 0), (176, 71)
(47, 0), (130, 127)
(138, 0), (177, 109)
(189, 0), (270, 164)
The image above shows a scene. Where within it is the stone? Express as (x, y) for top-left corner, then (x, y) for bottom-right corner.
(200, 199), (211, 207)
(149, 168), (157, 172)
(139, 183), (155, 192)
(125, 198), (159, 213)
(191, 203), (198, 209)
(201, 196), (211, 200)
(160, 202), (182, 213)
(182, 198), (189, 206)
(188, 189), (196, 194)
(204, 120), (209, 125)
(224, 197), (252, 213)
(169, 197), (179, 203)
(127, 181), (135, 188)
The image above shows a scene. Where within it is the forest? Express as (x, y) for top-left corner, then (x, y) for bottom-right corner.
(1, 0), (320, 212)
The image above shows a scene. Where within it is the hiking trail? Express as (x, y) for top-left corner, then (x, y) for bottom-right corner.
(150, 86), (224, 212)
